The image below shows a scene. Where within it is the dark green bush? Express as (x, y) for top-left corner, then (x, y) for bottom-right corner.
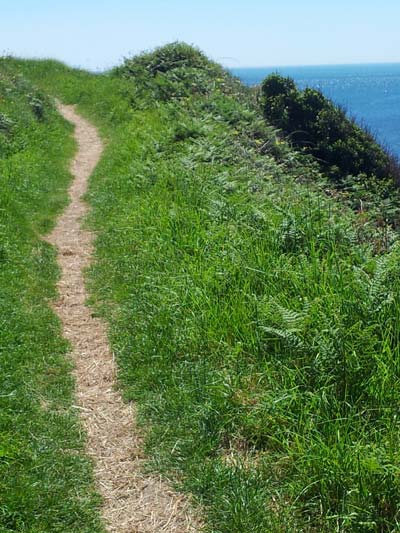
(261, 73), (400, 184)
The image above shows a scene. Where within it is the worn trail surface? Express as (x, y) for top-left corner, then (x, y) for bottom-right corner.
(48, 104), (199, 532)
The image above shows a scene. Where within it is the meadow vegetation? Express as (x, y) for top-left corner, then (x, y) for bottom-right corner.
(5, 43), (400, 531)
(0, 62), (102, 532)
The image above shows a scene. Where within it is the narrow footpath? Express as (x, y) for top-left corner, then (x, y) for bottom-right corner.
(48, 104), (199, 532)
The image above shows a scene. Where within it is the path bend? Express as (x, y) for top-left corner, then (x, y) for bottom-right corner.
(48, 104), (199, 532)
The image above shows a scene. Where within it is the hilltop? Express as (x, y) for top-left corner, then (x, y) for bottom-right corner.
(2, 43), (400, 531)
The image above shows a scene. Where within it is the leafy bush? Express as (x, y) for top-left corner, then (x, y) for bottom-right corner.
(261, 73), (400, 184)
(115, 41), (245, 102)
(117, 41), (215, 77)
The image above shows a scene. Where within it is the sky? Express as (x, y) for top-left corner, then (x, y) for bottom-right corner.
(2, 0), (400, 71)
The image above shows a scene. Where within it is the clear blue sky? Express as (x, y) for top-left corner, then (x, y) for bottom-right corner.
(2, 0), (400, 70)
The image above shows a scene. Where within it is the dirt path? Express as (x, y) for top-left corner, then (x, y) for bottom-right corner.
(48, 104), (199, 532)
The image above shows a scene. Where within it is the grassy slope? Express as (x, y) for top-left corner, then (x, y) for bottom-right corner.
(8, 53), (400, 531)
(0, 63), (102, 532)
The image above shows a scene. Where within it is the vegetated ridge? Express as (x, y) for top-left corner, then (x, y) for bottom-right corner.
(3, 42), (400, 531)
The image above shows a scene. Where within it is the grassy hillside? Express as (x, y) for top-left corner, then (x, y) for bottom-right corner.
(6, 44), (400, 531)
(0, 63), (102, 532)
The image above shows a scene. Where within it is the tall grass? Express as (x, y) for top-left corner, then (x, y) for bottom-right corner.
(0, 61), (102, 532)
(9, 46), (400, 531)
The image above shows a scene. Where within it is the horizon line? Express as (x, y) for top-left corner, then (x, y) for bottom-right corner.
(228, 61), (400, 70)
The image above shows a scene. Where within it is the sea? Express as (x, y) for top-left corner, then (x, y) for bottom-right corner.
(231, 64), (400, 159)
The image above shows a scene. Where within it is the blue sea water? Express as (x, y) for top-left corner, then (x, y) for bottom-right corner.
(231, 64), (400, 159)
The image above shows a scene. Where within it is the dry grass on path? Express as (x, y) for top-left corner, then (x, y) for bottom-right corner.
(48, 104), (200, 532)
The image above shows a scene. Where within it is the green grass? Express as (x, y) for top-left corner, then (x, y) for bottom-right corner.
(0, 62), (103, 532)
(6, 46), (400, 531)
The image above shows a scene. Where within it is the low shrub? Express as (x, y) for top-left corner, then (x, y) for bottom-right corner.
(115, 41), (245, 102)
(261, 73), (400, 184)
